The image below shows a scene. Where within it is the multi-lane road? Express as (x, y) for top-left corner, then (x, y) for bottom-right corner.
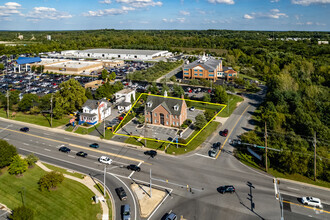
(0, 87), (329, 220)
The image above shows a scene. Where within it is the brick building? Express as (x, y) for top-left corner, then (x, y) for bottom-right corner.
(145, 92), (187, 127)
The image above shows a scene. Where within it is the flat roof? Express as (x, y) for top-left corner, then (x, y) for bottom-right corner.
(47, 60), (102, 68)
(16, 57), (41, 65)
(80, 48), (167, 56)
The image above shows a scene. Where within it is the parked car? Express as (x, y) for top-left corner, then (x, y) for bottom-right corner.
(220, 129), (229, 137)
(59, 146), (71, 153)
(98, 156), (112, 165)
(217, 185), (235, 194)
(189, 107), (195, 111)
(301, 197), (323, 208)
(122, 204), (131, 220)
(20, 127), (29, 132)
(89, 143), (99, 148)
(213, 142), (221, 149)
(144, 150), (157, 158)
(127, 164), (141, 172)
(209, 149), (217, 157)
(115, 187), (127, 201)
(76, 151), (88, 158)
(165, 212), (177, 220)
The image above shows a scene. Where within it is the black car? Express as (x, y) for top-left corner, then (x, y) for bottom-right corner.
(20, 127), (29, 132)
(127, 164), (141, 172)
(76, 151), (88, 157)
(213, 142), (221, 149)
(89, 143), (99, 148)
(115, 187), (127, 201)
(217, 185), (235, 194)
(59, 146), (71, 153)
(144, 150), (157, 158)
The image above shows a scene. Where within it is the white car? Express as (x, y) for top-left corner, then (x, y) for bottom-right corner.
(301, 197), (323, 208)
(98, 156), (113, 165)
(189, 107), (195, 111)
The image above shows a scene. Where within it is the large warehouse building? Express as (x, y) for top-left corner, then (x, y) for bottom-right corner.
(61, 49), (172, 60)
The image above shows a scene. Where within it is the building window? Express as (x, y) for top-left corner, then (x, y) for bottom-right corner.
(146, 118), (149, 122)
(209, 74), (214, 77)
(194, 69), (198, 71)
(194, 73), (198, 76)
(177, 122), (179, 126)
(199, 74), (203, 76)
(173, 122), (175, 125)
(167, 114), (169, 118)
(199, 70), (203, 72)
(155, 120), (157, 123)
(166, 121), (169, 125)
(174, 105), (179, 111)
(184, 69), (189, 71)
(147, 102), (152, 107)
(154, 113), (157, 116)
(184, 73), (189, 75)
(229, 74), (232, 76)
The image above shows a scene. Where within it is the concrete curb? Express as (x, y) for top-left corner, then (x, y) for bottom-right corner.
(277, 178), (330, 192)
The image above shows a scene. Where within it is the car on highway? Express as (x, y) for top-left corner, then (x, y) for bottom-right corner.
(164, 212), (177, 220)
(76, 151), (88, 158)
(59, 146), (71, 153)
(98, 156), (112, 165)
(115, 187), (127, 201)
(189, 107), (195, 111)
(127, 164), (141, 172)
(121, 204), (131, 220)
(89, 143), (99, 148)
(20, 127), (29, 132)
(301, 197), (323, 208)
(144, 150), (157, 158)
(217, 185), (235, 194)
(220, 129), (229, 137)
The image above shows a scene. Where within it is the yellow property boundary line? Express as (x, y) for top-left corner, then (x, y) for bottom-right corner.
(114, 93), (226, 146)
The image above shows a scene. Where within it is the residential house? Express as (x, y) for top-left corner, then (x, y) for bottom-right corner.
(223, 67), (238, 80)
(115, 89), (136, 112)
(145, 92), (187, 127)
(79, 99), (111, 125)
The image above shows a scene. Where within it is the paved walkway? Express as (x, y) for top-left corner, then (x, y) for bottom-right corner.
(36, 161), (110, 220)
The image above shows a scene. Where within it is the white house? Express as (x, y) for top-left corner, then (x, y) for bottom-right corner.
(79, 99), (111, 125)
(115, 89), (136, 112)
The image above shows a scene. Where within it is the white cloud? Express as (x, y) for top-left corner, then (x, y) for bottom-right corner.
(162, 17), (186, 23)
(208, 0), (235, 4)
(180, 10), (190, 16)
(99, 0), (112, 4)
(244, 9), (288, 19)
(270, 0), (280, 2)
(116, 0), (163, 8)
(83, 6), (134, 16)
(0, 2), (23, 19)
(297, 21), (326, 26)
(25, 7), (72, 21)
(291, 0), (330, 6)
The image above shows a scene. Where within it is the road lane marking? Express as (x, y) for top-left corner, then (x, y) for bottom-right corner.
(3, 138), (9, 140)
(68, 155), (75, 158)
(1, 126), (145, 164)
(44, 149), (51, 151)
(64, 137), (70, 140)
(43, 133), (50, 135)
(287, 187), (300, 191)
(216, 105), (250, 159)
(194, 153), (216, 159)
(23, 143), (29, 146)
(283, 200), (330, 214)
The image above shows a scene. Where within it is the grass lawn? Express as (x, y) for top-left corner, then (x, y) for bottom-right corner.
(94, 183), (112, 217)
(75, 124), (101, 135)
(125, 121), (220, 155)
(239, 73), (265, 84)
(0, 166), (102, 220)
(0, 109), (71, 128)
(235, 150), (330, 189)
(218, 94), (244, 117)
(43, 163), (85, 179)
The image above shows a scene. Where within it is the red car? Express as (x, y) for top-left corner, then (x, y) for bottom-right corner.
(221, 129), (228, 137)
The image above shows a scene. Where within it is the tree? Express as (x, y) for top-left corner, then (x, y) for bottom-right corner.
(0, 63), (4, 70)
(8, 155), (28, 176)
(39, 94), (52, 111)
(213, 85), (228, 104)
(25, 154), (39, 168)
(137, 114), (145, 124)
(38, 171), (64, 191)
(101, 69), (109, 81)
(204, 109), (217, 121)
(10, 206), (34, 220)
(18, 94), (39, 112)
(31, 65), (36, 73)
(161, 83), (170, 95)
(195, 114), (207, 130)
(53, 79), (87, 119)
(147, 82), (159, 94)
(170, 75), (176, 82)
(172, 84), (184, 97)
(85, 88), (93, 99)
(0, 140), (17, 168)
(203, 93), (211, 103)
(109, 72), (116, 81)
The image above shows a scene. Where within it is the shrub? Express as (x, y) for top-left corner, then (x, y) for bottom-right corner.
(10, 206), (34, 220)
(177, 138), (186, 144)
(0, 140), (17, 168)
(38, 171), (64, 191)
(8, 155), (28, 176)
(25, 154), (39, 168)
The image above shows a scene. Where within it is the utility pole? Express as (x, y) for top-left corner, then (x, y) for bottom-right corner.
(150, 169), (152, 198)
(314, 132), (316, 181)
(50, 94), (53, 128)
(6, 90), (9, 119)
(265, 121), (268, 172)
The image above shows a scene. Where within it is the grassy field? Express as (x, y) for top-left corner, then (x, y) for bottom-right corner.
(94, 183), (112, 217)
(75, 124), (101, 135)
(235, 150), (330, 189)
(43, 163), (85, 179)
(218, 95), (244, 117)
(125, 121), (220, 155)
(172, 47), (227, 55)
(0, 166), (102, 220)
(0, 109), (71, 128)
(239, 73), (265, 84)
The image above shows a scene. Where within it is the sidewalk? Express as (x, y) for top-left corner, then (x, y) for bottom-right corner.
(36, 161), (110, 220)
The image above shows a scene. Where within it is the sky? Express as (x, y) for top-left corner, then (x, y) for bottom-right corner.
(0, 0), (329, 31)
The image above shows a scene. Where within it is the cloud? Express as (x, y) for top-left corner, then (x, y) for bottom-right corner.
(179, 10), (190, 16)
(291, 0), (330, 6)
(297, 21), (326, 25)
(116, 0), (163, 8)
(0, 2), (23, 19)
(270, 0), (280, 2)
(208, 0), (235, 4)
(244, 9), (288, 19)
(99, 0), (112, 3)
(83, 6), (134, 16)
(162, 17), (186, 23)
(25, 7), (72, 21)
